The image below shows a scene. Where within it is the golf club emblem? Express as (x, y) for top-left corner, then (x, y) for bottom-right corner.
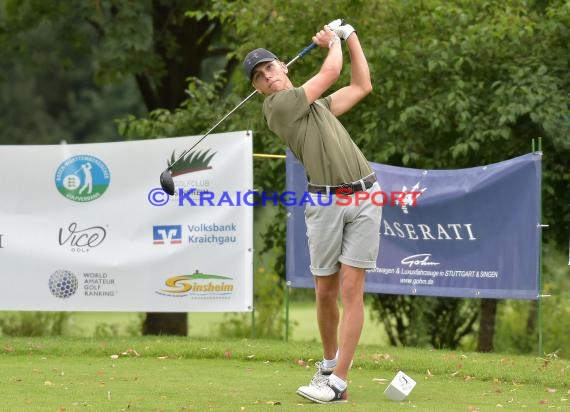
(168, 149), (216, 178)
(55, 155), (110, 202)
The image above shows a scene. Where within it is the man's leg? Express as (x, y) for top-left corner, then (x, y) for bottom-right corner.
(334, 264), (366, 381)
(297, 266), (361, 403)
(314, 273), (340, 360)
(297, 273), (347, 403)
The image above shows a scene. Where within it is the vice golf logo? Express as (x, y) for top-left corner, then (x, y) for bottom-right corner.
(55, 155), (110, 202)
(48, 269), (79, 299)
(59, 222), (107, 252)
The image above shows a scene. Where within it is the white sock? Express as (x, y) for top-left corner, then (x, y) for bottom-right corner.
(322, 356), (337, 369)
(329, 373), (347, 391)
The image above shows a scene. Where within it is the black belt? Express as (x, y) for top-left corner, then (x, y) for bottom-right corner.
(307, 174), (377, 195)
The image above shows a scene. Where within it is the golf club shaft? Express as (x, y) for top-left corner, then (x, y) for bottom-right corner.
(285, 42), (317, 67)
(167, 42), (317, 171)
(168, 89), (257, 170)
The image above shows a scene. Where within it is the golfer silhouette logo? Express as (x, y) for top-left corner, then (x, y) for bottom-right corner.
(78, 162), (93, 195)
(55, 155), (110, 202)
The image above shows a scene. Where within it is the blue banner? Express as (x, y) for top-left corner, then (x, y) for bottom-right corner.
(286, 152), (541, 300)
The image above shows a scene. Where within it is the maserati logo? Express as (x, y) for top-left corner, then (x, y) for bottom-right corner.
(400, 182), (427, 214)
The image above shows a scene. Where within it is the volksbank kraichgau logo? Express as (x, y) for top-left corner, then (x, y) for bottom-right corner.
(48, 269), (79, 299)
(55, 155), (110, 202)
(153, 225), (182, 245)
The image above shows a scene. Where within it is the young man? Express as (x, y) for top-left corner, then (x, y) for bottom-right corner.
(243, 20), (382, 403)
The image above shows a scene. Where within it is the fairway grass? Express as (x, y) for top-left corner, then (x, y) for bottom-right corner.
(66, 301), (388, 346)
(1, 337), (568, 411)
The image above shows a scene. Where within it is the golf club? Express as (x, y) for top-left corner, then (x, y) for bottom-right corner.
(159, 41), (318, 195)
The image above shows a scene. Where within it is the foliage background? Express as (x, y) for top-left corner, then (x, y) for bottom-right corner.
(1, 0), (568, 356)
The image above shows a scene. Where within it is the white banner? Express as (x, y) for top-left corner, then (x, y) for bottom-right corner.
(0, 132), (253, 312)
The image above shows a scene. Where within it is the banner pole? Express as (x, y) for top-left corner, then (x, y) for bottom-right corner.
(536, 137), (544, 356)
(251, 306), (256, 338)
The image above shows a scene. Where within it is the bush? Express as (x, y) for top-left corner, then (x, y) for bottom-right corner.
(217, 268), (286, 339)
(0, 312), (72, 337)
(492, 244), (570, 357)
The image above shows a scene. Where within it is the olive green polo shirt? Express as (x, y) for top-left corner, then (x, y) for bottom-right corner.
(263, 87), (371, 185)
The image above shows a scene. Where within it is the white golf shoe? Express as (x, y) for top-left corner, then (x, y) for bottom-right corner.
(296, 379), (348, 403)
(309, 361), (334, 386)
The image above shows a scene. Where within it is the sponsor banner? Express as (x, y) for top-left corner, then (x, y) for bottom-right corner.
(0, 132), (253, 311)
(286, 151), (541, 300)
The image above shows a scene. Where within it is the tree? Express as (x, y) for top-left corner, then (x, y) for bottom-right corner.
(14, 0), (570, 344)
(362, 0), (569, 351)
(1, 0), (240, 335)
(99, 0), (570, 346)
(0, 3), (145, 144)
(477, 298), (498, 352)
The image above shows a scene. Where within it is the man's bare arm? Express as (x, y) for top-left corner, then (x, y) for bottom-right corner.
(301, 27), (343, 104)
(329, 33), (372, 117)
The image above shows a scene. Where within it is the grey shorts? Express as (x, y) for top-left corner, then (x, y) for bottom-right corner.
(304, 181), (383, 276)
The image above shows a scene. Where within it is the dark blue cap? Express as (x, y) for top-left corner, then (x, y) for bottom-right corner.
(243, 48), (278, 80)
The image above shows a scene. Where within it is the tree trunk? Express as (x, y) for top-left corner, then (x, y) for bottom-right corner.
(141, 1), (224, 336)
(526, 299), (538, 335)
(477, 298), (498, 352)
(138, 0), (224, 111)
(143, 313), (187, 336)
(525, 299), (539, 353)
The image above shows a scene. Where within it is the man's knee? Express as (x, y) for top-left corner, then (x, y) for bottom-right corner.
(315, 286), (339, 302)
(341, 285), (364, 304)
(315, 276), (340, 302)
(339, 268), (365, 304)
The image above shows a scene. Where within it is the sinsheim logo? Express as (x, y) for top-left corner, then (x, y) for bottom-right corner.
(158, 270), (234, 297)
(55, 155), (110, 202)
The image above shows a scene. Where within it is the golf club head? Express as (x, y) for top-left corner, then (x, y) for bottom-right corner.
(160, 169), (175, 195)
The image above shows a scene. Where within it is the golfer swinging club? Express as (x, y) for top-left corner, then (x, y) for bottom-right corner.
(244, 19), (382, 403)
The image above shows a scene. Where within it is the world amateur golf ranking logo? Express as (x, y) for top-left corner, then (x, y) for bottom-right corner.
(55, 155), (110, 202)
(48, 269), (79, 299)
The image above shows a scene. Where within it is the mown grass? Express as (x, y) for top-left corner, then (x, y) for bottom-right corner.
(1, 336), (568, 411)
